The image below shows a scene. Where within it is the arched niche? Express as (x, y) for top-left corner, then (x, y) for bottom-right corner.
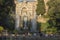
(21, 7), (27, 16)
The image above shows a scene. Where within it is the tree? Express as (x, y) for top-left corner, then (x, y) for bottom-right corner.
(45, 27), (57, 34)
(47, 0), (60, 33)
(0, 0), (15, 31)
(40, 22), (50, 33)
(36, 0), (45, 15)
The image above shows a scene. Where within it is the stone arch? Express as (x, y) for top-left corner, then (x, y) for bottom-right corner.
(22, 7), (27, 12)
(21, 7), (28, 16)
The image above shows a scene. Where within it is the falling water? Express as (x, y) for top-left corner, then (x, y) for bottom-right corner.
(23, 16), (28, 30)
(15, 14), (20, 30)
(31, 18), (37, 32)
(24, 20), (28, 29)
(31, 12), (37, 32)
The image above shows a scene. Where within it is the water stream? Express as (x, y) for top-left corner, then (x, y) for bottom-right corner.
(31, 12), (37, 32)
(15, 14), (20, 30)
(23, 16), (28, 30)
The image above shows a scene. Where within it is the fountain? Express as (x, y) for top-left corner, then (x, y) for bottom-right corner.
(23, 16), (28, 31)
(31, 18), (37, 32)
(15, 14), (20, 30)
(31, 12), (37, 33)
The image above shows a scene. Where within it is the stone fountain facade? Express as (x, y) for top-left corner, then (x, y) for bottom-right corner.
(14, 0), (37, 32)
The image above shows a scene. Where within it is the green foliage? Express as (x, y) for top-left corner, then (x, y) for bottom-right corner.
(0, 0), (15, 31)
(48, 7), (55, 17)
(37, 22), (41, 32)
(41, 22), (50, 32)
(45, 27), (57, 34)
(48, 19), (56, 27)
(13, 29), (18, 33)
(47, 0), (60, 32)
(0, 0), (4, 5)
(36, 0), (45, 15)
(47, 0), (57, 8)
(0, 26), (4, 32)
(40, 22), (57, 34)
(47, 0), (60, 18)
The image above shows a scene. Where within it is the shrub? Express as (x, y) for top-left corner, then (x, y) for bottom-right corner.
(0, 26), (4, 32)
